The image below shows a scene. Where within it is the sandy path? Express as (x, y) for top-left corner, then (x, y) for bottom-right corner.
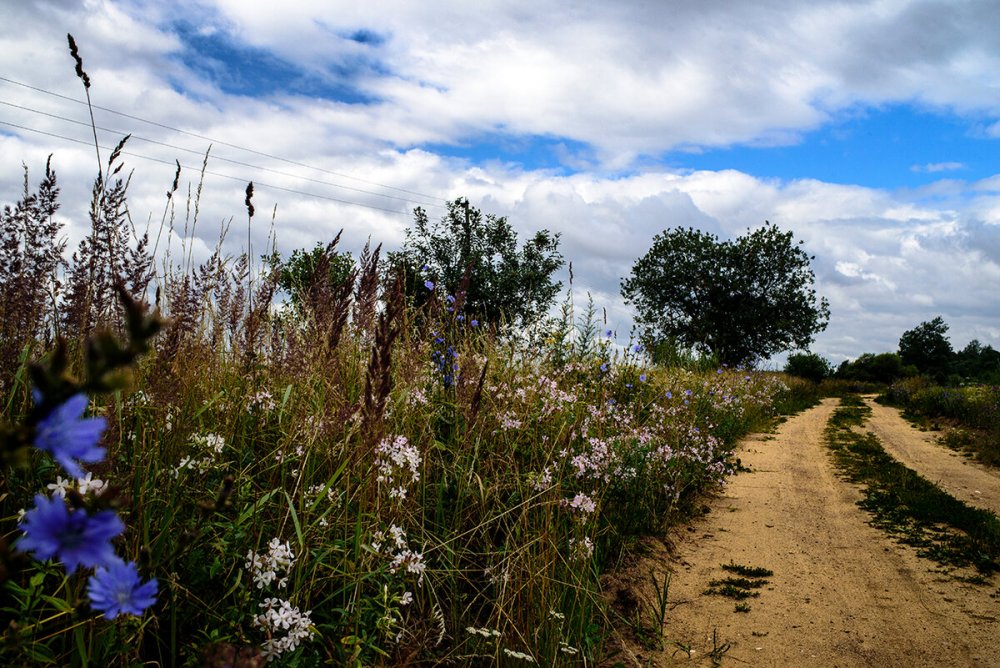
(613, 398), (1000, 667)
(862, 397), (1000, 516)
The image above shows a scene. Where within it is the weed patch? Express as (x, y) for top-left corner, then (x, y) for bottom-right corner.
(704, 562), (772, 611)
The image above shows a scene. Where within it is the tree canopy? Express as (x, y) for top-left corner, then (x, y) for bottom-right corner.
(621, 223), (829, 366)
(267, 241), (354, 314)
(784, 351), (832, 383)
(390, 198), (564, 331)
(898, 316), (953, 381)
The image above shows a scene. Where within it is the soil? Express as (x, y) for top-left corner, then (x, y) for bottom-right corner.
(862, 397), (1000, 517)
(608, 398), (1000, 667)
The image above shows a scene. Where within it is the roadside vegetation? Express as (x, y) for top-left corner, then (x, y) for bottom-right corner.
(0, 36), (836, 667)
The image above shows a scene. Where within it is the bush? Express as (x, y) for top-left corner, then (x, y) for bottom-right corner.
(784, 352), (831, 383)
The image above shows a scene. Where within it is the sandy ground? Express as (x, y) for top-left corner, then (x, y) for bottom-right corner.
(609, 398), (1000, 667)
(862, 397), (1000, 517)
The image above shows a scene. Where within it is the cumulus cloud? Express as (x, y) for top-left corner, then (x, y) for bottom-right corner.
(1, 0), (999, 365)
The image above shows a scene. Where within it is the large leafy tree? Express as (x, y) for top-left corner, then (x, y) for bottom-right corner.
(391, 198), (564, 331)
(621, 223), (830, 366)
(898, 316), (954, 380)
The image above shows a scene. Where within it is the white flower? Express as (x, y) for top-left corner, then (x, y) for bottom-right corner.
(76, 472), (106, 496)
(46, 476), (74, 498)
(569, 536), (594, 561)
(247, 538), (296, 590)
(252, 598), (313, 662)
(375, 435), (421, 502)
(503, 648), (536, 662)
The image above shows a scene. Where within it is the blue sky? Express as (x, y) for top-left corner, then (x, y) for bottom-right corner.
(1, 0), (999, 363)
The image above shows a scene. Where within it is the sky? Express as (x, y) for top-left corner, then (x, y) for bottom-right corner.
(1, 0), (999, 366)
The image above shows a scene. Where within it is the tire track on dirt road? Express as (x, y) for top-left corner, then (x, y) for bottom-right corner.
(613, 398), (1000, 667)
(863, 397), (1000, 517)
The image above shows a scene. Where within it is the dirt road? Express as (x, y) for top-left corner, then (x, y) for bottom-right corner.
(863, 397), (1000, 517)
(613, 398), (1000, 667)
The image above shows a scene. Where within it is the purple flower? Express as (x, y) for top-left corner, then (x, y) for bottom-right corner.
(424, 280), (435, 291)
(605, 329), (613, 338)
(445, 294), (456, 304)
(471, 320), (479, 327)
(633, 344), (643, 353)
(640, 374), (647, 383)
(600, 363), (608, 373)
(88, 559), (158, 619)
(18, 494), (123, 571)
(34, 393), (106, 478)
(665, 391), (673, 399)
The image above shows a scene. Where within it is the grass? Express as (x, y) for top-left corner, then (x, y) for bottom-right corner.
(824, 395), (1000, 575)
(0, 148), (804, 668)
(880, 378), (1000, 467)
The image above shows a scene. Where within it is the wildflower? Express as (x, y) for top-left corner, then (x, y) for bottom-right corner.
(600, 363), (608, 373)
(87, 559), (158, 619)
(400, 591), (414, 606)
(666, 390), (673, 399)
(569, 536), (594, 561)
(18, 494), (123, 571)
(46, 476), (74, 498)
(246, 538), (296, 589)
(466, 626), (502, 638)
(639, 374), (647, 383)
(503, 648), (536, 662)
(445, 294), (456, 304)
(605, 329), (613, 338)
(253, 598), (313, 661)
(633, 344), (643, 353)
(471, 319), (479, 327)
(33, 393), (106, 478)
(375, 436), (421, 500)
(565, 492), (596, 517)
(424, 280), (434, 290)
(76, 472), (107, 496)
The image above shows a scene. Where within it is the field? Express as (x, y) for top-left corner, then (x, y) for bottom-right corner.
(0, 168), (796, 665)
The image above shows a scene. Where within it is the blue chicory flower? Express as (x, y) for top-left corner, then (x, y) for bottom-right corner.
(18, 494), (123, 571)
(640, 374), (647, 383)
(600, 363), (608, 373)
(87, 559), (159, 619)
(633, 344), (643, 353)
(424, 280), (435, 291)
(445, 294), (456, 304)
(605, 329), (613, 338)
(34, 393), (107, 478)
(471, 320), (479, 327)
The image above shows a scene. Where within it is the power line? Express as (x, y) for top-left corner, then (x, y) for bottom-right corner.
(0, 97), (443, 209)
(0, 119), (412, 216)
(0, 74), (446, 206)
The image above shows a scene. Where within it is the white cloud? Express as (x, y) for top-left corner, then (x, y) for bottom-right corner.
(912, 161), (966, 173)
(1, 0), (999, 366)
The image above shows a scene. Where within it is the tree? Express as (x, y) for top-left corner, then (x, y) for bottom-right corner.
(835, 352), (913, 384)
(898, 316), (953, 381)
(954, 339), (1000, 383)
(268, 240), (354, 314)
(390, 198), (564, 331)
(621, 223), (830, 366)
(784, 351), (832, 383)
